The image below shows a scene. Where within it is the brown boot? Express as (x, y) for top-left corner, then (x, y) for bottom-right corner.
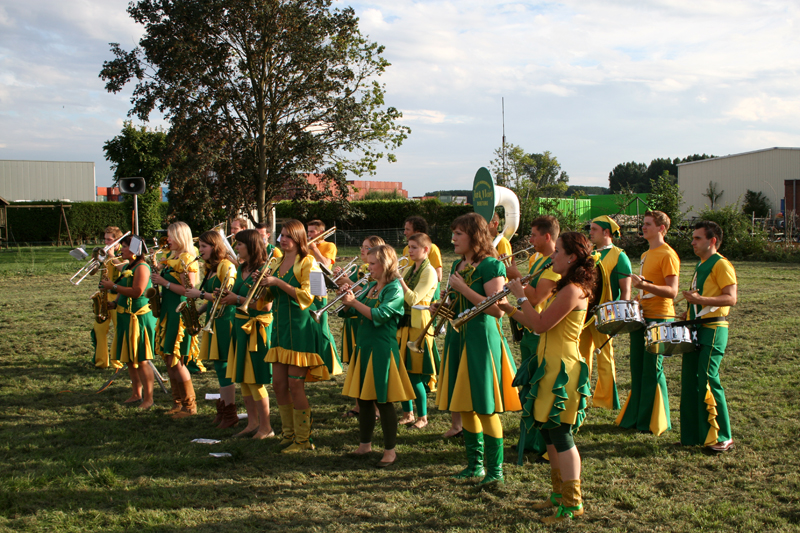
(533, 468), (562, 510)
(541, 479), (583, 524)
(212, 399), (224, 425)
(173, 380), (197, 419)
(218, 402), (240, 429)
(166, 378), (183, 415)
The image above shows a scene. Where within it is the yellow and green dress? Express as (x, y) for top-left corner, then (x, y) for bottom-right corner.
(227, 264), (273, 386)
(91, 258), (124, 369)
(311, 242), (340, 369)
(396, 259), (439, 417)
(680, 253), (736, 446)
(579, 245), (632, 410)
(341, 279), (415, 403)
(198, 259), (237, 387)
(266, 254), (342, 380)
(615, 243), (679, 435)
(403, 242), (443, 302)
(340, 263), (369, 364)
(514, 252), (560, 460)
(111, 262), (156, 368)
(526, 292), (591, 431)
(154, 252), (201, 368)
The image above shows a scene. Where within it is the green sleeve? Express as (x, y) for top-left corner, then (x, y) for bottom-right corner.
(616, 251), (632, 279)
(371, 280), (405, 326)
(482, 257), (506, 280)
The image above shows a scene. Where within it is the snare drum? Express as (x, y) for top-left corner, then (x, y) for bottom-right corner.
(644, 322), (696, 356)
(593, 300), (645, 335)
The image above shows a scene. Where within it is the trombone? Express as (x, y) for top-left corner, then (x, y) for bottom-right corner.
(70, 231), (131, 285)
(498, 244), (536, 267)
(308, 226), (336, 246)
(310, 274), (372, 323)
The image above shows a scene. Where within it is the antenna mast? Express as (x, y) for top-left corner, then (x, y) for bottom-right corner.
(502, 98), (506, 186)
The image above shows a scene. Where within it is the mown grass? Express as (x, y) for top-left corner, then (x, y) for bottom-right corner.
(0, 257), (799, 532)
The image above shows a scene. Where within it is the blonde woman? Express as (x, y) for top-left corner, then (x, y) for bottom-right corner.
(151, 222), (200, 418)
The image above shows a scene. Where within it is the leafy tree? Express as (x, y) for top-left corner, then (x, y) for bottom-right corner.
(648, 171), (686, 233)
(489, 143), (532, 188)
(743, 190), (771, 218)
(565, 185), (609, 196)
(702, 181), (724, 210)
(609, 161), (648, 193)
(361, 190), (405, 200)
(103, 121), (170, 239)
(645, 158), (679, 185)
(100, 0), (410, 224)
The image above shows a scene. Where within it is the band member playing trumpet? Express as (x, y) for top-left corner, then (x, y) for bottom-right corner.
(680, 221), (737, 453)
(490, 212), (517, 276)
(579, 215), (632, 410)
(396, 233), (440, 429)
(91, 226), (125, 372)
(150, 222), (200, 418)
(184, 231), (240, 429)
(512, 216), (561, 459)
(499, 232), (597, 524)
(263, 220), (343, 452)
(437, 213), (520, 486)
(340, 245), (415, 467)
(101, 235), (157, 410)
(616, 211), (679, 435)
(218, 229), (275, 439)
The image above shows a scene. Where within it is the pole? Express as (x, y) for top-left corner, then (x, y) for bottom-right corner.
(134, 194), (140, 235)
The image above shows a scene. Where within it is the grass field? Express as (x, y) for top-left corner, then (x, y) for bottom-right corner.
(1, 247), (799, 532)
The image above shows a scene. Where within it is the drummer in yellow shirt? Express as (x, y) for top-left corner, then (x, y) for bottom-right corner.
(616, 210), (679, 436)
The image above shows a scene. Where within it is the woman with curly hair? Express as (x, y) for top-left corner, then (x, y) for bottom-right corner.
(436, 212), (521, 486)
(500, 231), (598, 524)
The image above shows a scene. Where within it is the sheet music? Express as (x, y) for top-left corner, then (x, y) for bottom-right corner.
(309, 271), (327, 296)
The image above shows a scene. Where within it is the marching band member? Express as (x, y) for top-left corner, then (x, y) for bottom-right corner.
(340, 245), (415, 467)
(254, 222), (271, 246)
(91, 227), (125, 374)
(437, 213), (520, 485)
(307, 220), (340, 371)
(500, 231), (597, 524)
(150, 222), (200, 418)
(616, 211), (679, 435)
(396, 233), (439, 429)
(263, 220), (342, 452)
(218, 229), (275, 439)
(490, 212), (518, 278)
(680, 221), (737, 452)
(336, 236), (385, 419)
(579, 215), (632, 410)
(511, 216), (561, 460)
(230, 216), (248, 238)
(184, 231), (240, 429)
(402, 216), (443, 284)
(102, 235), (156, 409)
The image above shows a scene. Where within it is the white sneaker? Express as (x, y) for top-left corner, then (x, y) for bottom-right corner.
(707, 439), (734, 453)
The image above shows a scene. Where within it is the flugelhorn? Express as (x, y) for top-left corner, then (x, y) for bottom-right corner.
(70, 231), (131, 285)
(498, 244), (536, 267)
(201, 263), (236, 335)
(236, 251), (280, 314)
(310, 274), (372, 323)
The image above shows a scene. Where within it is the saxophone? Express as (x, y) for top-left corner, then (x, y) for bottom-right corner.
(90, 259), (112, 323)
(175, 256), (202, 335)
(144, 248), (162, 318)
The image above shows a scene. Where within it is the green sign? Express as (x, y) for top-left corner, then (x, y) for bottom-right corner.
(472, 167), (495, 223)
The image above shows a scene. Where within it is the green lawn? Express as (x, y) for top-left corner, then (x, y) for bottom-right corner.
(0, 256), (798, 532)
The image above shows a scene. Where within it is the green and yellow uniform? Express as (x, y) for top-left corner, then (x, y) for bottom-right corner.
(111, 263), (156, 368)
(227, 264), (273, 387)
(403, 242), (443, 302)
(615, 243), (679, 435)
(340, 264), (369, 364)
(198, 259), (237, 388)
(680, 253), (736, 446)
(154, 252), (201, 368)
(495, 236), (512, 260)
(311, 242), (340, 369)
(579, 245), (632, 409)
(92, 258), (124, 369)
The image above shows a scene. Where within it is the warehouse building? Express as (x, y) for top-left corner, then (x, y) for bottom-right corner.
(677, 147), (800, 217)
(0, 160), (96, 202)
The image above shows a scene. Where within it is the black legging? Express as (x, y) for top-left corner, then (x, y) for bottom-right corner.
(357, 399), (397, 450)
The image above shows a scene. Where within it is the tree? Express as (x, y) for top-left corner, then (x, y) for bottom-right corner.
(702, 181), (724, 210)
(743, 190), (771, 218)
(648, 171), (685, 233)
(489, 143), (533, 188)
(103, 121), (170, 239)
(645, 158), (678, 185)
(100, 0), (410, 223)
(609, 161), (648, 193)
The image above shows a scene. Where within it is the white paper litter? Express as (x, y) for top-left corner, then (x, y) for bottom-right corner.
(412, 305), (430, 310)
(237, 413), (248, 419)
(205, 393), (221, 400)
(209, 453), (232, 458)
(191, 438), (222, 444)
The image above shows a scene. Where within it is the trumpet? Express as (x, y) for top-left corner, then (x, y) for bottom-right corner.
(310, 274), (372, 323)
(308, 226), (336, 246)
(236, 252), (281, 314)
(498, 244), (536, 267)
(330, 256), (360, 284)
(201, 263), (236, 335)
(406, 280), (460, 354)
(450, 264), (552, 331)
(70, 231), (131, 285)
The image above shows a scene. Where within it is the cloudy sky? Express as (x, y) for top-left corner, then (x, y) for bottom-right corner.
(1, 0), (799, 196)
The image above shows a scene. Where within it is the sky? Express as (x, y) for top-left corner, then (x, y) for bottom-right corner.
(1, 0), (799, 197)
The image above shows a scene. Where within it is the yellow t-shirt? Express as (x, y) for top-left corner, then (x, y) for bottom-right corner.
(402, 243), (442, 270)
(316, 241), (337, 266)
(495, 236), (512, 259)
(639, 243), (680, 319)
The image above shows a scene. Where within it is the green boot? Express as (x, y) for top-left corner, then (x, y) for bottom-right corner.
(452, 430), (485, 479)
(477, 435), (504, 486)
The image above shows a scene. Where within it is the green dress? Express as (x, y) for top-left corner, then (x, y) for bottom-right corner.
(341, 279), (415, 403)
(198, 259), (236, 363)
(266, 255), (342, 381)
(436, 258), (521, 415)
(226, 265), (273, 385)
(112, 262), (156, 368)
(340, 265), (367, 364)
(154, 252), (199, 366)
